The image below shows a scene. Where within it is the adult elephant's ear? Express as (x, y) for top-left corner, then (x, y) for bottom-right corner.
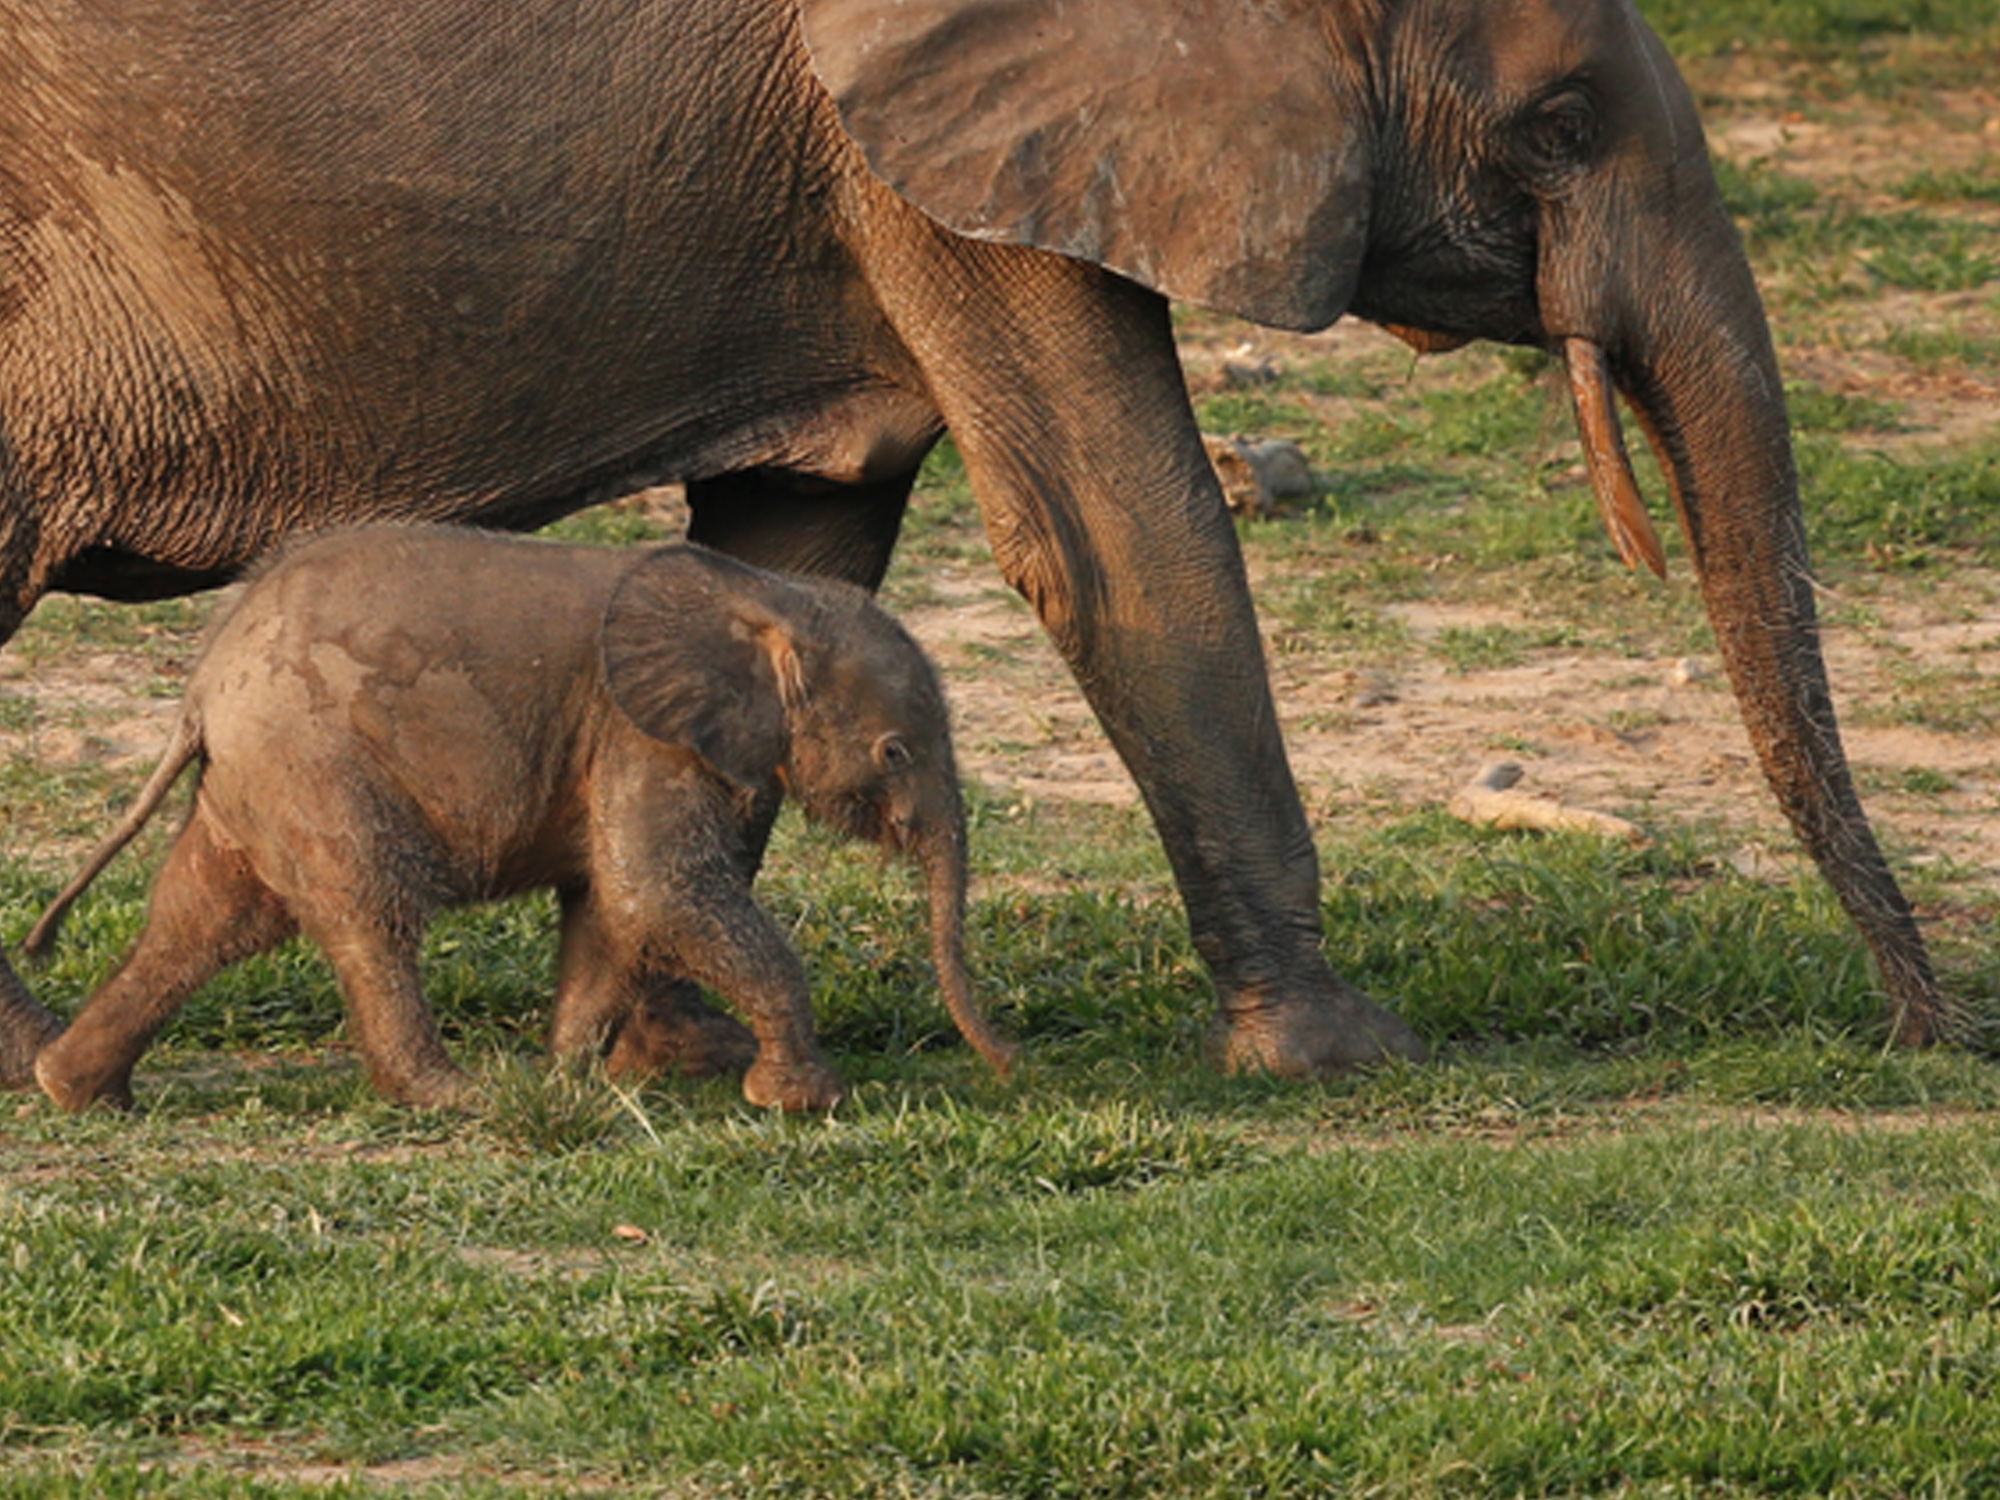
(800, 0), (1373, 332)
(602, 547), (807, 796)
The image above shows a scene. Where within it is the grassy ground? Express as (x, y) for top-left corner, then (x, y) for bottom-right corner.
(4, 4), (2000, 1495)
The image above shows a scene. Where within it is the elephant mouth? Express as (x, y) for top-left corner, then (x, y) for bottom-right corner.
(1377, 322), (1475, 355)
(801, 788), (897, 850)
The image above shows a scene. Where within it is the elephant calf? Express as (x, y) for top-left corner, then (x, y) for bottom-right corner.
(27, 525), (1016, 1113)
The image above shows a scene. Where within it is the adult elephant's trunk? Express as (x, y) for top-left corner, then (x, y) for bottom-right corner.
(915, 805), (1019, 1078)
(1555, 185), (1943, 1045)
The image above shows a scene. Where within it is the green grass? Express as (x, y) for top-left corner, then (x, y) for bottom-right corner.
(1882, 324), (2000, 375)
(1727, 190), (2000, 305)
(1898, 163), (2000, 205)
(1786, 381), (1906, 436)
(1644, 0), (2000, 50)
(3, 596), (211, 671)
(1803, 436), (2000, 569)
(6, 1088), (2000, 1496)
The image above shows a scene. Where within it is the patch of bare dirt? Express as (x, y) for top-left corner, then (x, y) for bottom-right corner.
(898, 554), (2000, 895)
(1706, 88), (2000, 207)
(0, 659), (183, 774)
(1702, 71), (2000, 449)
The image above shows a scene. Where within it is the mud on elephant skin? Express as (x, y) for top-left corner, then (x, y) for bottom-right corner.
(0, 0), (1941, 1080)
(25, 527), (1018, 1114)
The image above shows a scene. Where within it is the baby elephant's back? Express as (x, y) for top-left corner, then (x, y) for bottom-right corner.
(189, 526), (627, 856)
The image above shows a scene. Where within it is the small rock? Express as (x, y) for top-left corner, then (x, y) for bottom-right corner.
(1240, 439), (1315, 499)
(1202, 434), (1318, 518)
(1340, 669), (1397, 708)
(1725, 845), (1795, 883)
(1219, 342), (1281, 387)
(1668, 657), (1711, 687)
(1447, 761), (1647, 844)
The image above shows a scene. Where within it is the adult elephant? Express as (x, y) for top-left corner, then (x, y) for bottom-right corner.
(0, 0), (1943, 1086)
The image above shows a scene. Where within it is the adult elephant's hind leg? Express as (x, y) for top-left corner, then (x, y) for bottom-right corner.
(875, 239), (1428, 1075)
(0, 583), (66, 1087)
(33, 814), (297, 1111)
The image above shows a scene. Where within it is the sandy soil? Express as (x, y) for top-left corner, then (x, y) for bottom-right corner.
(895, 530), (2000, 892)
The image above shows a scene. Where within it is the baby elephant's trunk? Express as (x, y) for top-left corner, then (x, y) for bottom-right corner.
(919, 819), (1018, 1079)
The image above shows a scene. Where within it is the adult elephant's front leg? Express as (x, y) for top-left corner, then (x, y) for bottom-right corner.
(878, 241), (1426, 1073)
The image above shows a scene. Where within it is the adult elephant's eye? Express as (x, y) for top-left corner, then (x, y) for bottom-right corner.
(1516, 87), (1601, 180)
(873, 732), (914, 772)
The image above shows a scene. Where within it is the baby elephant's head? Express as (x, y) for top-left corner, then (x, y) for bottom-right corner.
(777, 588), (960, 858)
(601, 545), (1015, 1077)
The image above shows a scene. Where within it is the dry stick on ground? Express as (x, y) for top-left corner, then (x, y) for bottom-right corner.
(1447, 761), (1648, 843)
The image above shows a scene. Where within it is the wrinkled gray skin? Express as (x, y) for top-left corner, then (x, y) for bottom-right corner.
(0, 0), (1942, 1086)
(26, 528), (1018, 1113)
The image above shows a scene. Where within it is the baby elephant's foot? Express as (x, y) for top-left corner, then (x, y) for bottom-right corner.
(390, 1066), (476, 1113)
(743, 1056), (848, 1113)
(364, 1054), (476, 1112)
(33, 1040), (137, 1115)
(606, 983), (758, 1081)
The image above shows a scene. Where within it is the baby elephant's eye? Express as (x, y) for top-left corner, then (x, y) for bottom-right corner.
(873, 733), (914, 772)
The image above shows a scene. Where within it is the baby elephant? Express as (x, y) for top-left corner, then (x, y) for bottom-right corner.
(27, 525), (1017, 1113)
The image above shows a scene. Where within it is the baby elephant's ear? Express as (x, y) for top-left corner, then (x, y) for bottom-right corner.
(601, 547), (802, 795)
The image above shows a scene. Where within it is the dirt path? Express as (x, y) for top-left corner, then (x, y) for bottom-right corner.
(898, 539), (2000, 892)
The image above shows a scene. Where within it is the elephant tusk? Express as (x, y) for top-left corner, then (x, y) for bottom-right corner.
(1565, 338), (1667, 579)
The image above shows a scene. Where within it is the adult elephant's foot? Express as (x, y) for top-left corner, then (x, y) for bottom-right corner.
(1212, 973), (1429, 1076)
(0, 956), (65, 1090)
(605, 976), (759, 1080)
(743, 1055), (848, 1113)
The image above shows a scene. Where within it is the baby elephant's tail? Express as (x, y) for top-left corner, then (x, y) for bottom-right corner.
(22, 711), (204, 963)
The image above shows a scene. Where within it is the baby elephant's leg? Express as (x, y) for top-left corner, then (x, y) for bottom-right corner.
(610, 976), (760, 1079)
(547, 890), (635, 1060)
(568, 876), (842, 1110)
(307, 915), (468, 1110)
(550, 891), (757, 1078)
(679, 899), (846, 1113)
(35, 814), (296, 1112)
